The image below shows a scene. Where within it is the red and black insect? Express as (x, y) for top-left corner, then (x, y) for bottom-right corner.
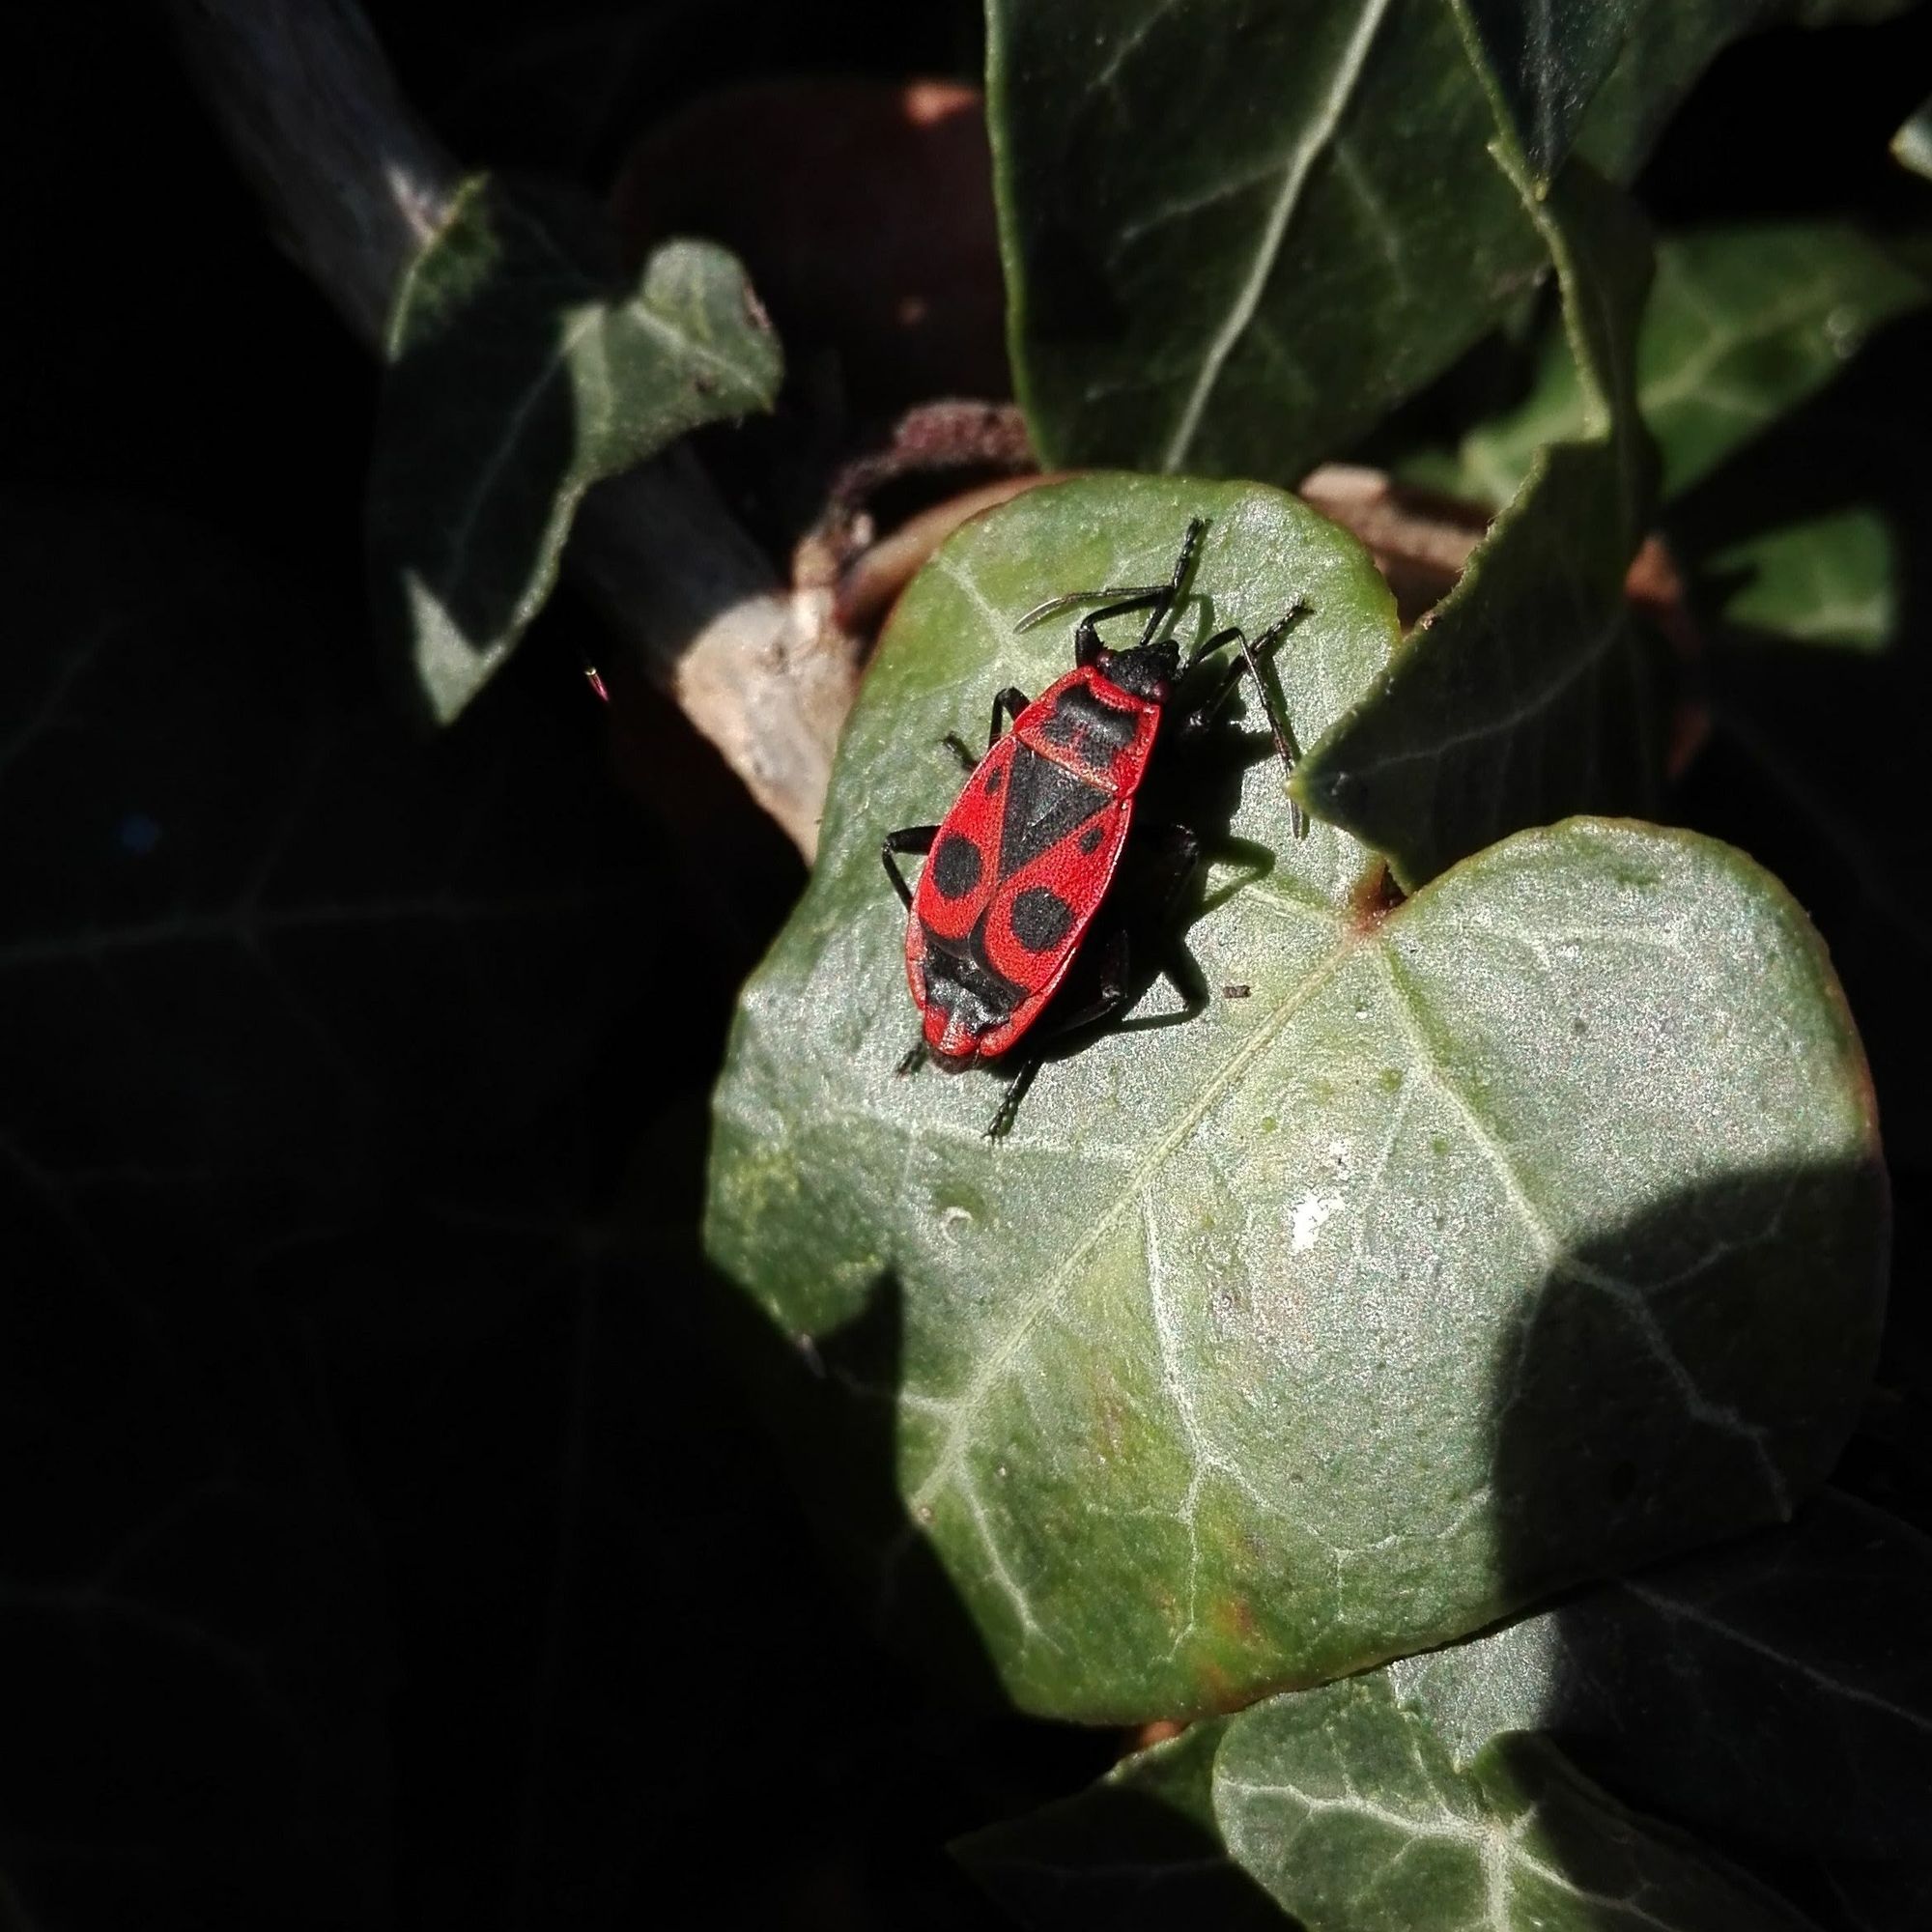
(881, 518), (1305, 1137)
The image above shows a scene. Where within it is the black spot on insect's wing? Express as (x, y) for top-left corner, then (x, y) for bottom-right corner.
(931, 833), (983, 899)
(1010, 885), (1075, 953)
(1078, 821), (1106, 855)
(1000, 744), (1107, 871)
(983, 763), (1005, 797)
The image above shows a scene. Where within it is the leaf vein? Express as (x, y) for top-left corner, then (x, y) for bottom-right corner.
(907, 931), (1355, 1515)
(1160, 0), (1396, 467)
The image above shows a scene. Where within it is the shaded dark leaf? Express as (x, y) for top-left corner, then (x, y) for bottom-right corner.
(1407, 223), (1925, 510)
(1462, 0), (1642, 178)
(1576, 0), (1921, 182)
(960, 1676), (1821, 1930)
(1297, 164), (1662, 888)
(368, 174), (781, 722)
(1380, 1493), (1932, 1928)
(985, 0), (1548, 480)
(1390, 1493), (1932, 1871)
(0, 497), (669, 1927)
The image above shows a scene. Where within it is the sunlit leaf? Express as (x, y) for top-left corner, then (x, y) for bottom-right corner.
(1895, 90), (1932, 179)
(705, 474), (1884, 1721)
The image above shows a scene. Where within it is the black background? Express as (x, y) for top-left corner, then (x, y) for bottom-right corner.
(3, 2), (1929, 1926)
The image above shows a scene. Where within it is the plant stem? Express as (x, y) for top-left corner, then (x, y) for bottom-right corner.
(166, 0), (852, 856)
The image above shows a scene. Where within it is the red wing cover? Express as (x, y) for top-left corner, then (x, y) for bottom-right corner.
(906, 734), (1130, 1057)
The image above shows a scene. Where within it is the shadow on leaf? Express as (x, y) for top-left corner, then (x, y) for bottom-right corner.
(1489, 1159), (1903, 1925)
(714, 1269), (1009, 1710)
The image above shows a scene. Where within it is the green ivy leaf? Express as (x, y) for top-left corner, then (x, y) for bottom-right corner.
(1296, 163), (1662, 890)
(1459, 0), (1644, 179)
(704, 474), (1884, 1722)
(959, 1675), (1820, 1930)
(960, 1496), (1931, 1926)
(1388, 1492), (1932, 1878)
(1706, 506), (1900, 649)
(367, 174), (781, 723)
(986, 0), (1557, 482)
(985, 0), (1909, 483)
(1896, 90), (1932, 179)
(1414, 224), (1926, 509)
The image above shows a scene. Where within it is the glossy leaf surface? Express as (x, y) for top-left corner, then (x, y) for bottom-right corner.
(985, 0), (1910, 483)
(1460, 0), (1643, 178)
(706, 475), (1885, 1721)
(960, 1675), (1819, 1929)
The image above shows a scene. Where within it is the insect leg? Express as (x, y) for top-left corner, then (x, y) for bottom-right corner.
(984, 1059), (1041, 1141)
(988, 685), (1031, 750)
(1181, 622), (1239, 682)
(1017, 582), (1170, 635)
(895, 1039), (929, 1077)
(1145, 936), (1211, 1025)
(1179, 614), (1308, 838)
(1144, 823), (1203, 915)
(881, 824), (939, 908)
(1072, 592), (1173, 668)
(1180, 639), (1248, 732)
(1054, 929), (1134, 1034)
(1136, 517), (1208, 647)
(943, 683), (1033, 769)
(1067, 523), (1211, 663)
(1234, 622), (1307, 838)
(982, 932), (1134, 1141)
(1015, 517), (1208, 646)
(1129, 829), (1213, 1026)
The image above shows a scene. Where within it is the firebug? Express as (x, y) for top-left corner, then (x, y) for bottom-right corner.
(882, 518), (1305, 1136)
